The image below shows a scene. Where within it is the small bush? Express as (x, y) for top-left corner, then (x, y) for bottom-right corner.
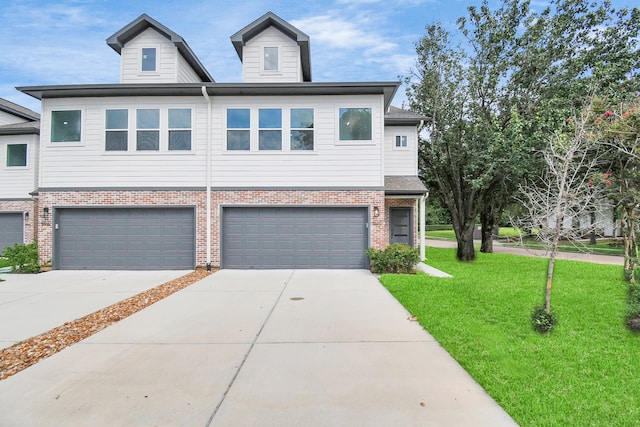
(1, 242), (40, 273)
(365, 243), (420, 274)
(531, 306), (558, 333)
(626, 282), (640, 331)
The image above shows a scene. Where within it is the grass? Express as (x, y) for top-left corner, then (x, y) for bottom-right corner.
(380, 247), (638, 427)
(0, 259), (12, 268)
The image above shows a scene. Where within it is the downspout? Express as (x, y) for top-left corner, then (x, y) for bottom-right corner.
(201, 86), (212, 271)
(420, 192), (427, 261)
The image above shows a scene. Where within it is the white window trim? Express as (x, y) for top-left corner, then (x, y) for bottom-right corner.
(260, 45), (282, 75)
(335, 106), (375, 145)
(393, 134), (410, 151)
(48, 108), (84, 146)
(4, 143), (29, 169)
(140, 47), (159, 74)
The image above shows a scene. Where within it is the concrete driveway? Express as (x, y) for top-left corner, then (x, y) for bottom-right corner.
(0, 269), (517, 427)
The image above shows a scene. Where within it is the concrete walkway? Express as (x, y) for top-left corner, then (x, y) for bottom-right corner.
(0, 269), (517, 426)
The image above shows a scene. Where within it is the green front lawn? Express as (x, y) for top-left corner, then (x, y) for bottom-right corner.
(381, 247), (637, 427)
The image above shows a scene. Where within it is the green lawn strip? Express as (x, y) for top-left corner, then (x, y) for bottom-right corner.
(0, 259), (12, 268)
(381, 247), (637, 427)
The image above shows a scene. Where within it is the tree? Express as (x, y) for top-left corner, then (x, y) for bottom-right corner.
(406, 0), (639, 260)
(517, 104), (607, 328)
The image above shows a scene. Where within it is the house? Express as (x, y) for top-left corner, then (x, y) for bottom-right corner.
(0, 98), (40, 253)
(16, 12), (427, 270)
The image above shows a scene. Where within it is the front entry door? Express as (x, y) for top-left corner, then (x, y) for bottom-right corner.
(389, 207), (412, 246)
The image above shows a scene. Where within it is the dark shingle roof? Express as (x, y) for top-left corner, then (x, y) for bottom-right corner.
(385, 106), (427, 126)
(384, 176), (428, 195)
(106, 13), (214, 82)
(230, 12), (312, 82)
(0, 120), (40, 135)
(0, 98), (40, 121)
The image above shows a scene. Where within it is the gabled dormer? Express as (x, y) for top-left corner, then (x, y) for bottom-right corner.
(0, 98), (40, 126)
(107, 13), (213, 84)
(231, 12), (311, 83)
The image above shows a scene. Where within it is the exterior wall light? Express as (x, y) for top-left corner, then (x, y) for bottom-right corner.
(373, 206), (380, 217)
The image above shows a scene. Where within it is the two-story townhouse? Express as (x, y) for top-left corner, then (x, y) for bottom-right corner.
(0, 98), (40, 252)
(18, 12), (427, 270)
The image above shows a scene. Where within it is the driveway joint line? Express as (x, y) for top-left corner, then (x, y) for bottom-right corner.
(205, 269), (296, 426)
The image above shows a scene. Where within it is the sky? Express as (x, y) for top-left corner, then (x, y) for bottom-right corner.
(0, 0), (635, 113)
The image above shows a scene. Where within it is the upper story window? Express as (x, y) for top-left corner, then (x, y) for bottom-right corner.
(339, 108), (372, 141)
(51, 110), (81, 142)
(291, 108), (314, 151)
(263, 47), (279, 71)
(168, 109), (192, 151)
(141, 47), (157, 72)
(6, 144), (27, 167)
(105, 109), (128, 151)
(394, 135), (408, 149)
(227, 108), (250, 151)
(136, 109), (160, 151)
(259, 108), (282, 150)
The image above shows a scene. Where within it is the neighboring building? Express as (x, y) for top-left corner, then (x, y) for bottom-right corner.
(0, 98), (40, 253)
(17, 12), (427, 270)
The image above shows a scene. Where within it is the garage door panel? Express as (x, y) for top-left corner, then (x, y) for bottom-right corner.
(222, 207), (367, 269)
(56, 208), (195, 270)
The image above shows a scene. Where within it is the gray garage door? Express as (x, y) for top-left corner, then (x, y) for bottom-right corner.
(55, 208), (195, 270)
(222, 207), (368, 269)
(0, 213), (23, 252)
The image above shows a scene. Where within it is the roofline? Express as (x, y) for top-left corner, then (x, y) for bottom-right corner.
(17, 82), (400, 109)
(0, 126), (40, 135)
(0, 100), (40, 121)
(106, 13), (214, 82)
(230, 12), (311, 82)
(385, 189), (428, 196)
(384, 118), (424, 126)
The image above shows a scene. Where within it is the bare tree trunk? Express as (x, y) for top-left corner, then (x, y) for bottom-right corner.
(622, 205), (638, 283)
(546, 240), (559, 313)
(457, 220), (477, 261)
(480, 208), (494, 253)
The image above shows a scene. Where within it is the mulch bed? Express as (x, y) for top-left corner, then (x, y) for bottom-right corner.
(0, 268), (215, 380)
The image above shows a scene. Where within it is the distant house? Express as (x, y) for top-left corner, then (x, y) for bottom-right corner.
(16, 12), (427, 270)
(0, 98), (39, 253)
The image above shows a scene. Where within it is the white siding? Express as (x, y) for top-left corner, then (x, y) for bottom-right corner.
(0, 111), (28, 126)
(211, 94), (385, 187)
(39, 97), (207, 188)
(0, 134), (38, 198)
(242, 27), (302, 83)
(120, 28), (180, 83)
(177, 54), (201, 83)
(384, 126), (418, 176)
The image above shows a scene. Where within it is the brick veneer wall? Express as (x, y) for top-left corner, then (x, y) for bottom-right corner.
(37, 189), (385, 268)
(0, 199), (36, 245)
(385, 198), (419, 247)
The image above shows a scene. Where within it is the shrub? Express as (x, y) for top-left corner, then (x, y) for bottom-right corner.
(1, 241), (40, 273)
(626, 282), (640, 331)
(365, 243), (420, 274)
(531, 306), (558, 333)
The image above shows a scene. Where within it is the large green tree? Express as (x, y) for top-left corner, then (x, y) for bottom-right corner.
(406, 0), (639, 261)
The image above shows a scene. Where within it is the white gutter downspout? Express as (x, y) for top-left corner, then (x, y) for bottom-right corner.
(201, 86), (212, 271)
(420, 192), (427, 262)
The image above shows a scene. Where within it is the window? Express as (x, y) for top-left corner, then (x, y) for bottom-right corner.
(339, 108), (372, 141)
(105, 109), (128, 151)
(259, 109), (282, 150)
(263, 47), (279, 71)
(6, 144), (27, 167)
(51, 110), (81, 142)
(227, 109), (250, 150)
(395, 135), (408, 149)
(290, 108), (314, 150)
(136, 109), (159, 151)
(168, 109), (191, 151)
(141, 48), (156, 72)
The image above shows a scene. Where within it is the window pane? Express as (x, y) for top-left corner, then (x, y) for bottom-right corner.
(259, 130), (282, 150)
(106, 131), (128, 151)
(259, 109), (281, 128)
(291, 108), (313, 128)
(51, 110), (81, 142)
(137, 130), (159, 150)
(142, 48), (156, 71)
(169, 130), (191, 150)
(339, 108), (372, 141)
(227, 130), (250, 150)
(169, 109), (191, 128)
(396, 135), (407, 147)
(137, 109), (159, 129)
(7, 144), (27, 166)
(106, 109), (127, 129)
(264, 47), (278, 71)
(291, 130), (314, 151)
(227, 109), (250, 128)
